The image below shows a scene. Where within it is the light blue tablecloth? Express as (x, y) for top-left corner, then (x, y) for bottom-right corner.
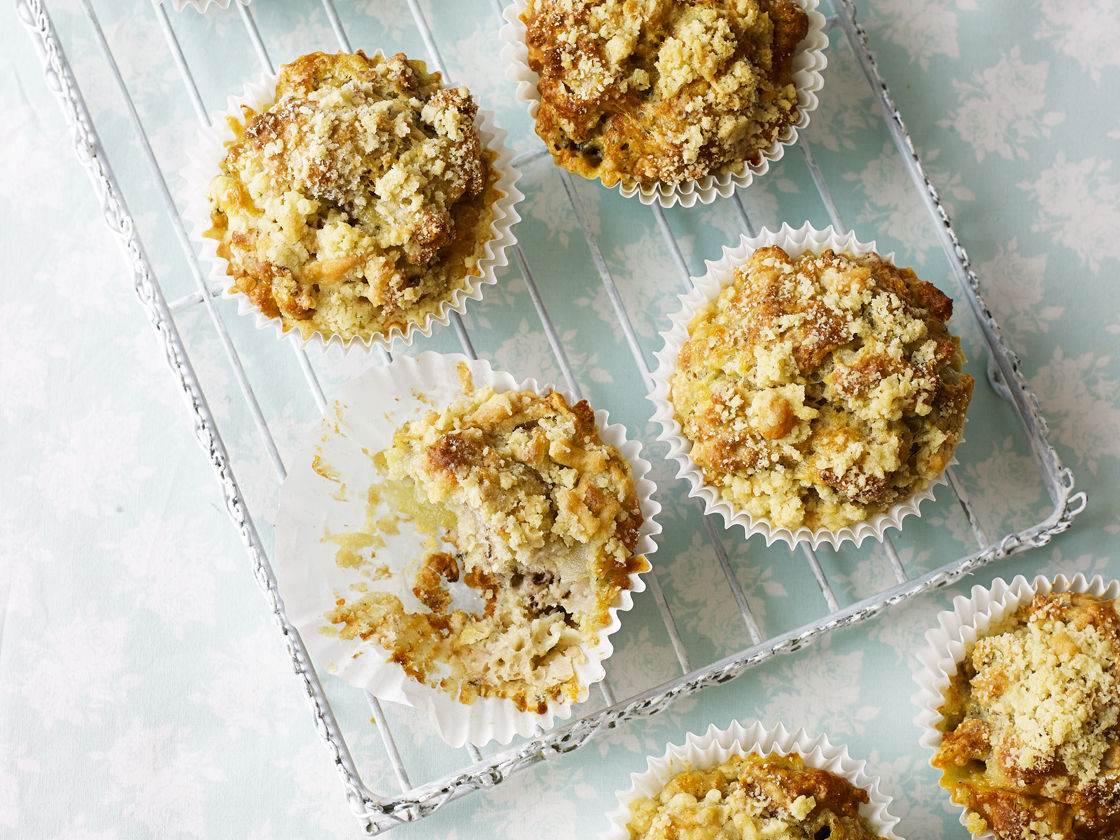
(2, 1), (1118, 837)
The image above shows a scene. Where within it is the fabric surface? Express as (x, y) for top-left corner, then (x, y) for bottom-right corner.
(2, 0), (1118, 838)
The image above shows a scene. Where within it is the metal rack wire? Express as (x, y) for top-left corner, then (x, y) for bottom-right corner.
(18, 0), (1086, 832)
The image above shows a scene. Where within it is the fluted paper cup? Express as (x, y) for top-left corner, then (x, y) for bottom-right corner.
(649, 222), (960, 549)
(183, 59), (522, 351)
(912, 573), (1120, 840)
(602, 719), (900, 839)
(500, 0), (827, 208)
(274, 352), (660, 747)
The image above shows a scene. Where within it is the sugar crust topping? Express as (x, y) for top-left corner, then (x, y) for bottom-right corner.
(669, 245), (973, 532)
(935, 592), (1120, 840)
(523, 0), (809, 188)
(206, 51), (497, 341)
(625, 751), (885, 840)
(327, 368), (645, 714)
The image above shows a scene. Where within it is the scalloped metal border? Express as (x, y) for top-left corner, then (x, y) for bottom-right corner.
(18, 0), (1086, 833)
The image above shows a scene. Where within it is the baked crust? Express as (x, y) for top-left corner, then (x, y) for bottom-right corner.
(626, 751), (887, 840)
(523, 0), (808, 188)
(935, 592), (1120, 840)
(327, 369), (646, 714)
(669, 246), (973, 532)
(206, 51), (497, 341)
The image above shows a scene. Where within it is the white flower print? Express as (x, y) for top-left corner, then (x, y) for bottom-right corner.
(5, 106), (72, 213)
(842, 142), (938, 260)
(959, 436), (1047, 533)
(187, 626), (305, 737)
(866, 583), (940, 659)
(94, 722), (226, 838)
(1030, 346), (1120, 473)
(976, 238), (1061, 337)
(467, 763), (599, 838)
(1038, 0), (1120, 81)
(1019, 152), (1120, 272)
(804, 47), (877, 154)
(942, 48), (1063, 161)
(873, 0), (974, 70)
(0, 303), (63, 425)
(34, 215), (134, 318)
(109, 510), (233, 637)
(30, 399), (155, 519)
(602, 623), (688, 702)
(16, 607), (142, 729)
(757, 642), (877, 737)
(272, 738), (391, 835)
(0, 737), (38, 833)
(660, 529), (760, 657)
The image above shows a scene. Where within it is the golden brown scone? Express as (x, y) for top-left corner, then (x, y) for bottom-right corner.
(523, 0), (808, 188)
(670, 245), (973, 532)
(626, 751), (888, 840)
(935, 592), (1120, 840)
(206, 51), (498, 342)
(329, 370), (646, 713)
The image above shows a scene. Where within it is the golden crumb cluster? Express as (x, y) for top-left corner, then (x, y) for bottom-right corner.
(935, 592), (1120, 840)
(670, 245), (973, 532)
(328, 369), (645, 714)
(206, 51), (498, 342)
(626, 752), (886, 840)
(523, 0), (809, 188)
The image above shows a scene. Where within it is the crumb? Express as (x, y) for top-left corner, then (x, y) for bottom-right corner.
(207, 51), (498, 341)
(625, 752), (885, 840)
(935, 592), (1120, 840)
(670, 246), (973, 531)
(523, 0), (809, 187)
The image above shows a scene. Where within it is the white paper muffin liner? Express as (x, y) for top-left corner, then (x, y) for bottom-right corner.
(154, 0), (249, 14)
(182, 60), (522, 351)
(500, 0), (827, 208)
(649, 222), (962, 549)
(274, 352), (661, 747)
(601, 720), (901, 839)
(912, 573), (1120, 840)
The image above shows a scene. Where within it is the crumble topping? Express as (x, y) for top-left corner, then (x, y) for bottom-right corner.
(327, 367), (646, 714)
(206, 51), (497, 342)
(625, 752), (886, 840)
(935, 592), (1120, 840)
(523, 0), (809, 188)
(669, 245), (973, 532)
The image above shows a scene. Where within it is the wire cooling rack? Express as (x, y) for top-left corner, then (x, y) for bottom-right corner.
(20, 0), (1086, 832)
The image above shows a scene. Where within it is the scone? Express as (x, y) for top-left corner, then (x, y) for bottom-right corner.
(327, 367), (647, 714)
(206, 51), (501, 343)
(522, 0), (810, 189)
(934, 591), (1120, 840)
(626, 751), (887, 840)
(668, 243), (973, 534)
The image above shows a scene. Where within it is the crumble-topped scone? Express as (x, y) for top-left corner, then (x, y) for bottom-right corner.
(522, 0), (809, 188)
(327, 368), (646, 713)
(206, 51), (498, 342)
(626, 752), (887, 840)
(934, 592), (1120, 840)
(669, 245), (973, 532)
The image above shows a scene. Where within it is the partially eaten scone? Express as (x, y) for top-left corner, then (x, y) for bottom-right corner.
(328, 368), (646, 713)
(206, 51), (499, 342)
